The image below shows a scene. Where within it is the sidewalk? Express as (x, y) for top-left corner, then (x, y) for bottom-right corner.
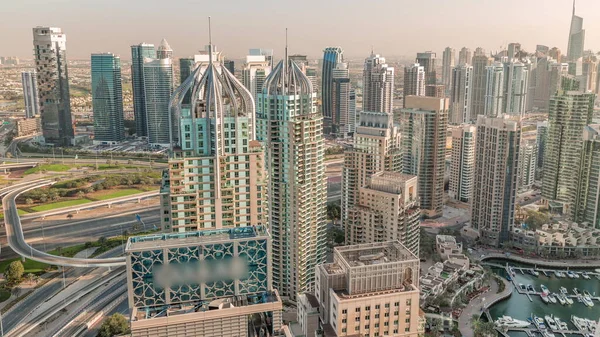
(458, 277), (511, 337)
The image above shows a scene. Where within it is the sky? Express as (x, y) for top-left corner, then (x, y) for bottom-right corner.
(1, 0), (599, 61)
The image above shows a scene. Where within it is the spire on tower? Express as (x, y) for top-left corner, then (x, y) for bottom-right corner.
(573, 0), (576, 16)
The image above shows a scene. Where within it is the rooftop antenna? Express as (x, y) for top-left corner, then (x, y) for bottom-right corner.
(208, 16), (213, 64)
(285, 28), (288, 65)
(371, 45), (374, 55)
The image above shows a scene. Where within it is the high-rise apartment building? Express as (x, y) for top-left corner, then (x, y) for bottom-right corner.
(91, 53), (124, 144)
(156, 38), (172, 59)
(573, 125), (600, 228)
(416, 51), (437, 85)
(507, 43), (521, 60)
(567, 1), (585, 61)
(341, 111), (402, 238)
(449, 125), (476, 203)
(503, 62), (529, 116)
(442, 47), (456, 89)
(542, 89), (595, 214)
(536, 121), (548, 180)
(449, 65), (473, 125)
(484, 62), (505, 117)
(21, 71), (39, 118)
(126, 226), (283, 337)
(315, 242), (424, 337)
(224, 59), (235, 74)
(143, 56), (173, 146)
(518, 133), (537, 192)
(403, 63), (425, 106)
(257, 54), (327, 298)
(470, 53), (493, 121)
(401, 96), (449, 218)
(363, 53), (394, 113)
(32, 27), (74, 146)
(549, 47), (562, 63)
(332, 62), (355, 137)
(178, 58), (195, 105)
(322, 47), (344, 133)
(131, 43), (156, 137)
(458, 47), (471, 66)
(425, 84), (445, 98)
(162, 44), (265, 233)
(472, 115), (521, 247)
(581, 58), (597, 93)
(242, 50), (272, 109)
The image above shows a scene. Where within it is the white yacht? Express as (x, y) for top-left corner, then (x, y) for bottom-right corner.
(545, 315), (559, 330)
(495, 316), (531, 328)
(556, 293), (566, 305)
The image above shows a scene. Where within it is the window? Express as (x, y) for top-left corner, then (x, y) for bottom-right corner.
(394, 302), (399, 307)
(406, 299), (412, 306)
(394, 320), (399, 325)
(375, 323), (380, 328)
(342, 328), (346, 333)
(385, 303), (390, 308)
(342, 319), (347, 323)
(365, 306), (370, 311)
(405, 327), (410, 332)
(355, 317), (360, 322)
(384, 322), (389, 326)
(384, 313), (389, 317)
(365, 315), (370, 320)
(394, 311), (399, 316)
(375, 305), (380, 309)
(393, 329), (398, 334)
(405, 318), (410, 323)
(365, 325), (370, 329)
(355, 307), (361, 313)
(355, 327), (359, 331)
(375, 314), (379, 319)
(342, 309), (347, 314)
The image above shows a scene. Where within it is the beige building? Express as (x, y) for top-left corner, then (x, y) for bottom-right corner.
(346, 172), (420, 256)
(449, 125), (476, 203)
(511, 221), (600, 257)
(15, 117), (41, 137)
(435, 235), (463, 259)
(315, 241), (423, 337)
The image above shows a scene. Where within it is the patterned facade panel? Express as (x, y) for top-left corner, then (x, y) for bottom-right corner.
(130, 250), (166, 308)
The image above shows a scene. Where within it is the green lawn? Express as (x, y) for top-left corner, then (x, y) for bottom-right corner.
(0, 289), (10, 303)
(91, 188), (143, 200)
(24, 164), (74, 175)
(30, 198), (92, 212)
(0, 258), (49, 275)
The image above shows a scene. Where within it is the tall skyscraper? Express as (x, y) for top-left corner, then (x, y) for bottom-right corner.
(21, 71), (39, 118)
(401, 96), (449, 218)
(131, 43), (156, 137)
(442, 47), (456, 89)
(163, 41), (266, 232)
(507, 43), (521, 60)
(257, 52), (327, 297)
(581, 58), (597, 93)
(472, 115), (521, 247)
(363, 52), (394, 113)
(322, 47), (344, 133)
(573, 125), (600, 228)
(403, 63), (425, 106)
(449, 125), (476, 203)
(549, 47), (562, 63)
(542, 89), (595, 214)
(518, 133), (537, 192)
(416, 51), (437, 85)
(536, 121), (548, 180)
(224, 59), (235, 74)
(470, 52), (493, 121)
(449, 65), (473, 125)
(458, 47), (472, 65)
(143, 56), (173, 146)
(91, 53), (124, 144)
(242, 50), (272, 108)
(503, 61), (529, 115)
(483, 62), (505, 117)
(32, 27), (74, 146)
(567, 1), (585, 62)
(331, 62), (355, 137)
(341, 110), (403, 241)
(178, 57), (195, 105)
(156, 38), (172, 59)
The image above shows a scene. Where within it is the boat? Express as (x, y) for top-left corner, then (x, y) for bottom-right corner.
(541, 293), (550, 304)
(548, 293), (557, 304)
(545, 315), (559, 330)
(495, 315), (531, 328)
(582, 272), (591, 279)
(567, 271), (577, 278)
(555, 317), (568, 330)
(573, 288), (580, 295)
(518, 283), (526, 291)
(506, 274), (512, 281)
(565, 296), (574, 305)
(554, 270), (561, 277)
(532, 270), (539, 277)
(583, 290), (592, 298)
(583, 296), (594, 307)
(534, 315), (546, 329)
(527, 284), (535, 292)
(560, 286), (568, 294)
(573, 272), (580, 278)
(556, 293), (566, 305)
(541, 284), (550, 294)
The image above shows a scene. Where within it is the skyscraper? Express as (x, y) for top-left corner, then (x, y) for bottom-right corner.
(416, 51), (437, 84)
(472, 115), (521, 247)
(363, 52), (394, 113)
(403, 63), (425, 106)
(507, 43), (521, 60)
(156, 38), (172, 59)
(542, 89), (595, 214)
(91, 53), (124, 144)
(322, 47), (344, 133)
(442, 47), (456, 89)
(567, 1), (585, 62)
(470, 52), (493, 121)
(458, 47), (471, 65)
(449, 125), (476, 203)
(178, 57), (195, 105)
(573, 125), (600, 228)
(257, 51), (327, 297)
(331, 62), (355, 137)
(143, 56), (173, 146)
(401, 96), (449, 218)
(242, 50), (272, 108)
(503, 61), (529, 116)
(131, 43), (156, 137)
(21, 71), (39, 118)
(483, 62), (504, 117)
(549, 47), (562, 63)
(449, 65), (473, 125)
(518, 133), (537, 192)
(341, 110), (403, 242)
(163, 42), (266, 233)
(536, 121), (548, 180)
(224, 59), (235, 74)
(581, 58), (597, 93)
(32, 27), (74, 146)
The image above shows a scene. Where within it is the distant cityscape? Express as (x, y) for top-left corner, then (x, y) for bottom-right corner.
(1, 1), (600, 337)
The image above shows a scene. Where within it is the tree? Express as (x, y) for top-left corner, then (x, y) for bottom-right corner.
(25, 198), (33, 205)
(67, 214), (74, 220)
(11, 287), (21, 297)
(98, 237), (107, 247)
(77, 190), (85, 198)
(326, 202), (341, 224)
(97, 313), (130, 337)
(473, 319), (496, 337)
(5, 261), (24, 285)
(524, 210), (550, 230)
(25, 273), (35, 284)
(430, 318), (443, 337)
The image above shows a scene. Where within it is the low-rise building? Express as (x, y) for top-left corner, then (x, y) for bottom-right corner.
(435, 235), (463, 259)
(510, 221), (600, 257)
(15, 117), (41, 137)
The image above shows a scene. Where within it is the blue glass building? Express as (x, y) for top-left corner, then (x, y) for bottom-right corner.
(321, 47), (343, 133)
(91, 53), (124, 143)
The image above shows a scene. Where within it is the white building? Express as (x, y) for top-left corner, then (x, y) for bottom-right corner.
(458, 47), (472, 66)
(449, 65), (473, 125)
(449, 125), (476, 202)
(21, 71), (40, 118)
(403, 63), (425, 106)
(363, 53), (394, 113)
(442, 47), (456, 90)
(242, 51), (272, 109)
(503, 61), (529, 116)
(483, 62), (505, 117)
(332, 62), (355, 138)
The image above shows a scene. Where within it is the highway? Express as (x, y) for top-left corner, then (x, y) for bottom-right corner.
(2, 180), (126, 267)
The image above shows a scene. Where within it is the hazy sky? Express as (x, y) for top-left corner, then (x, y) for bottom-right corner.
(1, 0), (599, 61)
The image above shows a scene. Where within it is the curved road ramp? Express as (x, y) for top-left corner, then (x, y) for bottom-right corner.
(2, 180), (125, 267)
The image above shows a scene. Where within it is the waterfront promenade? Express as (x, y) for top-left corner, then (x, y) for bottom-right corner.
(458, 277), (512, 337)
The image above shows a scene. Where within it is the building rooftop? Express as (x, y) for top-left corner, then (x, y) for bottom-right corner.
(126, 225), (268, 251)
(335, 241), (418, 268)
(366, 171), (417, 195)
